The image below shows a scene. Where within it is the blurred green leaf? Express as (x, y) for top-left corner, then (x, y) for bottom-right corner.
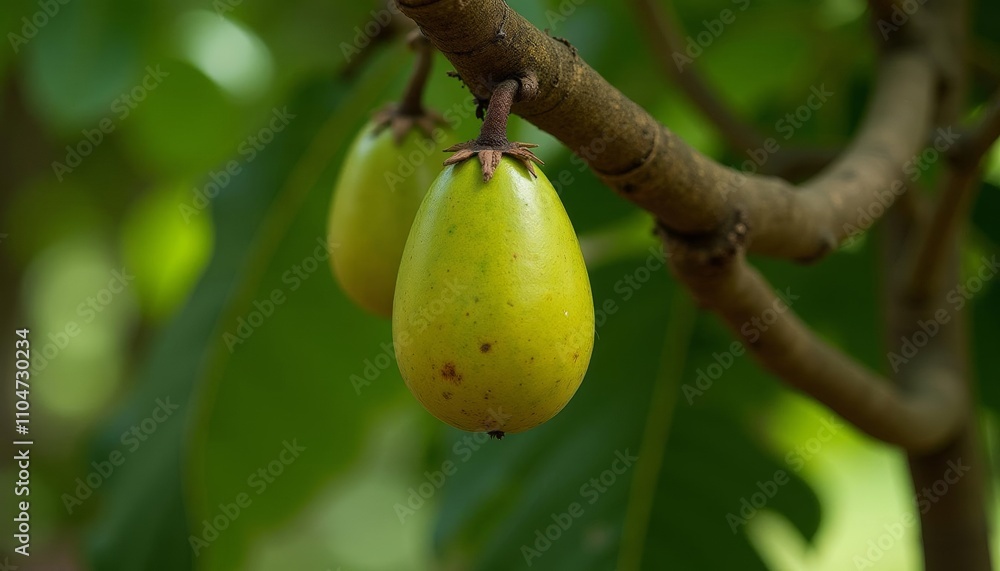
(185, 54), (415, 570)
(22, 0), (150, 129)
(85, 53), (407, 570)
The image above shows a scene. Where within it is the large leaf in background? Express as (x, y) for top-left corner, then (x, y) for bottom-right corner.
(429, 252), (821, 570)
(183, 60), (429, 570)
(84, 52), (406, 570)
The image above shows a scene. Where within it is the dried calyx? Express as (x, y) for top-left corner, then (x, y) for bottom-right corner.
(372, 29), (446, 144)
(443, 76), (543, 182)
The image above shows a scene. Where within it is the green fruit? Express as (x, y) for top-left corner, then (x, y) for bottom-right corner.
(392, 157), (595, 434)
(327, 124), (442, 317)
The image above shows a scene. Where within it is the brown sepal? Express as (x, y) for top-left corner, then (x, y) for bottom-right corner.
(442, 139), (543, 182)
(371, 103), (447, 146)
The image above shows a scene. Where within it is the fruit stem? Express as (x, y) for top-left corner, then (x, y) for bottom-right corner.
(398, 30), (433, 116)
(476, 79), (520, 146)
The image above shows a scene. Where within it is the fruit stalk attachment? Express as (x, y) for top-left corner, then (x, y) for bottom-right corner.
(443, 77), (543, 182)
(372, 30), (446, 144)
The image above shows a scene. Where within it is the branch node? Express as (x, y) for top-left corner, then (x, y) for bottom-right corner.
(795, 232), (838, 264)
(660, 210), (749, 269)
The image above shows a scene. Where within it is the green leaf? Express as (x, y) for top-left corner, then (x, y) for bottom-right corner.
(84, 53), (408, 571)
(184, 56), (418, 570)
(22, 0), (150, 129)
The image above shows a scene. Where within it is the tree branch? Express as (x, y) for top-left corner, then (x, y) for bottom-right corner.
(397, 0), (990, 566)
(660, 218), (967, 453)
(398, 0), (937, 262)
(628, 0), (764, 154)
(629, 0), (836, 181)
(397, 0), (960, 446)
(883, 0), (991, 566)
(906, 89), (1000, 302)
(883, 202), (992, 571)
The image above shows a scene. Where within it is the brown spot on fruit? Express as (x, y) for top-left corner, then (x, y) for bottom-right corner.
(480, 343), (491, 353)
(442, 391), (453, 400)
(441, 362), (463, 384)
(573, 352), (579, 361)
(488, 430), (505, 440)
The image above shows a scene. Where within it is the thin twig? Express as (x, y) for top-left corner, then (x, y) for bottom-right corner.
(398, 30), (434, 116)
(629, 0), (763, 153)
(883, 199), (992, 571)
(905, 167), (982, 302)
(629, 0), (836, 180)
(907, 89), (1000, 301)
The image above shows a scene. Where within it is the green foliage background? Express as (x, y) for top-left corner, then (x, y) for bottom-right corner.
(1, 0), (999, 569)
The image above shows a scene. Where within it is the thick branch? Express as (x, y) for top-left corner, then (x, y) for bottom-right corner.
(662, 221), (967, 453)
(398, 0), (937, 262)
